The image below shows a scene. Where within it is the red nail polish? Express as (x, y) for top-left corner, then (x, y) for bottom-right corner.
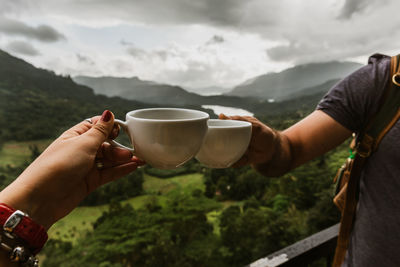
(101, 110), (112, 122)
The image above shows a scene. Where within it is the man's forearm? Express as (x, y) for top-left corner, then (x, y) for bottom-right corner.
(252, 131), (294, 177)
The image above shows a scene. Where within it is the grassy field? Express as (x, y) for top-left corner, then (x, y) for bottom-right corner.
(0, 140), (52, 167)
(143, 173), (205, 195)
(48, 173), (212, 244)
(47, 205), (108, 243)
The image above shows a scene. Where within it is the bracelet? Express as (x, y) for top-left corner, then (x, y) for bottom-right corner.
(0, 231), (39, 266)
(0, 203), (48, 266)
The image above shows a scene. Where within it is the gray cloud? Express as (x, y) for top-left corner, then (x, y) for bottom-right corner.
(159, 56), (248, 89)
(192, 0), (246, 26)
(338, 0), (369, 19)
(206, 35), (225, 45)
(5, 40), (40, 56)
(0, 0), (33, 15)
(120, 39), (134, 46)
(1, 0), (400, 84)
(76, 53), (95, 65)
(266, 28), (395, 65)
(126, 46), (171, 62)
(15, 0), (271, 30)
(266, 42), (338, 64)
(105, 0), (246, 26)
(266, 44), (298, 62)
(112, 59), (134, 74)
(261, 0), (400, 64)
(0, 17), (65, 42)
(126, 46), (148, 59)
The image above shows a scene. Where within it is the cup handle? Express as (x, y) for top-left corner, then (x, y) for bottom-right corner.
(108, 119), (135, 154)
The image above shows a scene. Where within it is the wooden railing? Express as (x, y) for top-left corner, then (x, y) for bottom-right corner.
(246, 223), (339, 267)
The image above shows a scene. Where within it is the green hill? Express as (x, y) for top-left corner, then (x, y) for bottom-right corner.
(0, 50), (212, 142)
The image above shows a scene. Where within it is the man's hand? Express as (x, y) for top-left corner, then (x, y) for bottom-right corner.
(220, 110), (352, 177)
(219, 114), (279, 169)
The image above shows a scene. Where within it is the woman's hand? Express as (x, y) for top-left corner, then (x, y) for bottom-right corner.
(0, 110), (144, 230)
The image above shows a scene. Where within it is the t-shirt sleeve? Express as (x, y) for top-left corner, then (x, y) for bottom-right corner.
(316, 54), (391, 133)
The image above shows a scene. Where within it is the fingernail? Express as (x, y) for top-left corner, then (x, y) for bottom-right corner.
(101, 110), (112, 122)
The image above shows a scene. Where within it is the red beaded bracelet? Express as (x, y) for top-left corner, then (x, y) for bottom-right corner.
(0, 203), (48, 254)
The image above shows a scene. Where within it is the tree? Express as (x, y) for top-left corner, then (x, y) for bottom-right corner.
(42, 194), (224, 267)
(80, 169), (144, 206)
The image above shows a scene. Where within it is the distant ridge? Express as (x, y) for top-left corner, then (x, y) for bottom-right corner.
(73, 61), (363, 117)
(73, 75), (205, 106)
(228, 61), (362, 100)
(75, 61), (363, 106)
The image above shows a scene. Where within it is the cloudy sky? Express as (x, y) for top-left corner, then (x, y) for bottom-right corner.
(0, 0), (399, 91)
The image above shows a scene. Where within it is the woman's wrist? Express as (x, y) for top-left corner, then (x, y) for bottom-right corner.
(0, 181), (52, 231)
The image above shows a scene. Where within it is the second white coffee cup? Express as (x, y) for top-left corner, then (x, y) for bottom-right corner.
(195, 119), (252, 168)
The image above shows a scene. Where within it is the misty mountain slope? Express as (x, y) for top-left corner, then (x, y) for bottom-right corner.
(73, 73), (342, 117)
(73, 76), (156, 96)
(278, 79), (340, 101)
(74, 76), (205, 105)
(228, 61), (362, 100)
(74, 76), (272, 110)
(244, 79), (337, 117)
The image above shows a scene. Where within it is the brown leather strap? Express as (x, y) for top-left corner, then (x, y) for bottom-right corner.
(375, 108), (400, 148)
(332, 147), (368, 266)
(332, 55), (400, 266)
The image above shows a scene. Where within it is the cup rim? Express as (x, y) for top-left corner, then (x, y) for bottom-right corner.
(207, 119), (251, 128)
(126, 108), (210, 122)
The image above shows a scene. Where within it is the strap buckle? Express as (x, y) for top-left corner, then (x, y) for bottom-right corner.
(355, 134), (374, 158)
(392, 73), (400, 86)
(3, 210), (27, 239)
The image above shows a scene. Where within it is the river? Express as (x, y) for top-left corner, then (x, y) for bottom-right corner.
(201, 105), (254, 117)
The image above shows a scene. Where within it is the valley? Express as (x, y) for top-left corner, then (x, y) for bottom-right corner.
(0, 49), (355, 266)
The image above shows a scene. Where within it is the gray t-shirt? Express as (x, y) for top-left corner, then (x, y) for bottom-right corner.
(317, 54), (400, 267)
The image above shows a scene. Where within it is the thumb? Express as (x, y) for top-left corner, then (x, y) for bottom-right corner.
(84, 110), (115, 148)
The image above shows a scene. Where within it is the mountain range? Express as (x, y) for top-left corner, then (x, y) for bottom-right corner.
(74, 61), (362, 106)
(73, 76), (205, 106)
(0, 48), (365, 142)
(228, 61), (362, 100)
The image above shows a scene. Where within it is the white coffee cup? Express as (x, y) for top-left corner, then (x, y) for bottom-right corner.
(195, 119), (252, 168)
(110, 108), (209, 169)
